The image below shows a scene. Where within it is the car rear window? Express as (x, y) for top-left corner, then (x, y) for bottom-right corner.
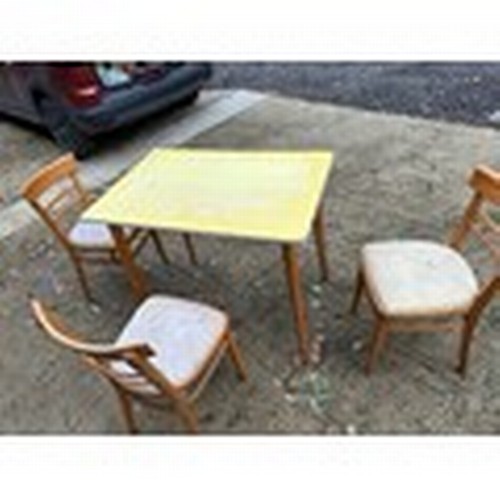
(95, 63), (132, 88)
(95, 62), (184, 88)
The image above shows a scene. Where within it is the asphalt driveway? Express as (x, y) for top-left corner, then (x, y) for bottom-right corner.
(209, 62), (500, 127)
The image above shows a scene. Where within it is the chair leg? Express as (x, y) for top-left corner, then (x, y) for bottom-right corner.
(149, 230), (170, 265)
(71, 255), (93, 302)
(312, 205), (330, 282)
(182, 233), (198, 265)
(456, 315), (476, 378)
(456, 279), (498, 377)
(113, 386), (139, 434)
(365, 318), (390, 375)
(350, 267), (365, 315)
(226, 331), (248, 381)
(174, 396), (200, 433)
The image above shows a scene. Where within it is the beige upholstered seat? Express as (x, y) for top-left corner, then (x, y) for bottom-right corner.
(362, 240), (479, 317)
(116, 295), (228, 388)
(69, 221), (133, 248)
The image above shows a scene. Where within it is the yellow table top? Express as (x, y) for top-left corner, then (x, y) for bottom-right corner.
(83, 148), (334, 242)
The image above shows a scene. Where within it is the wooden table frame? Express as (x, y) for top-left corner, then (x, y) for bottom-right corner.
(108, 203), (330, 363)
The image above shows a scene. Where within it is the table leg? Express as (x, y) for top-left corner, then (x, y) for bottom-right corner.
(282, 244), (310, 363)
(110, 225), (148, 301)
(313, 205), (330, 282)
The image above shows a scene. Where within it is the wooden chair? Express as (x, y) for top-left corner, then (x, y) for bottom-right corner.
(351, 165), (499, 376)
(21, 153), (197, 301)
(30, 296), (247, 433)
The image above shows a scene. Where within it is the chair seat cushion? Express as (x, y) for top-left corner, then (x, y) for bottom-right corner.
(362, 240), (479, 317)
(69, 221), (132, 248)
(116, 295), (228, 388)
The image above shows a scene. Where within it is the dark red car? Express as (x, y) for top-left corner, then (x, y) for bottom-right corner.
(0, 62), (212, 157)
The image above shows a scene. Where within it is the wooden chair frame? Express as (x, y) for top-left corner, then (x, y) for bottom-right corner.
(30, 299), (247, 434)
(351, 165), (499, 377)
(21, 153), (196, 301)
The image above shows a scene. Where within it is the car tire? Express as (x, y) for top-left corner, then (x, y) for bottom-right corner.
(37, 96), (94, 159)
(177, 91), (200, 108)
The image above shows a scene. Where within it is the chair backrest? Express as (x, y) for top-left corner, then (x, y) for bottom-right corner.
(449, 164), (500, 270)
(30, 299), (178, 399)
(448, 165), (499, 319)
(21, 154), (93, 249)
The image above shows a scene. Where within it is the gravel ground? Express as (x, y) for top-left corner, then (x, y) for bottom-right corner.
(208, 62), (500, 127)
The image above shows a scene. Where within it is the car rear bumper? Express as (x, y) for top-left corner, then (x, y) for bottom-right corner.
(68, 63), (212, 135)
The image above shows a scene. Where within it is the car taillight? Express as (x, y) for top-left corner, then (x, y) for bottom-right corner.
(53, 65), (101, 107)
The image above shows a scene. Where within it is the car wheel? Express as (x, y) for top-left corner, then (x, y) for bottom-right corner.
(37, 97), (93, 159)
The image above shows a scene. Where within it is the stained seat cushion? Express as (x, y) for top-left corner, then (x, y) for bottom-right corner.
(69, 221), (133, 248)
(362, 240), (479, 317)
(116, 295), (228, 388)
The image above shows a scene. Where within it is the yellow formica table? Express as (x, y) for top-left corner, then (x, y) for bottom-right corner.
(83, 148), (334, 361)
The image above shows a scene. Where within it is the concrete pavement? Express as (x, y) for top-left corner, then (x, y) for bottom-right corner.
(0, 91), (498, 434)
